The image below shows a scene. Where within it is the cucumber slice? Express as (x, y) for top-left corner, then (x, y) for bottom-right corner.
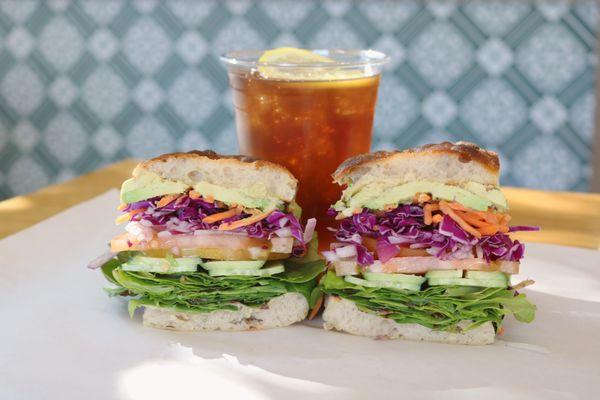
(345, 276), (421, 292)
(428, 277), (508, 288)
(467, 278), (508, 288)
(427, 278), (464, 286)
(201, 260), (266, 270)
(465, 271), (508, 280)
(207, 265), (285, 277)
(363, 272), (426, 285)
(425, 270), (463, 279)
(122, 256), (200, 273)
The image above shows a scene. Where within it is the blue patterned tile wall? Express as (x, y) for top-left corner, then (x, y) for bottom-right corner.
(0, 0), (597, 198)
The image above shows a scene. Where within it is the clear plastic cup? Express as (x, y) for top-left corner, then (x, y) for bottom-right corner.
(221, 49), (389, 249)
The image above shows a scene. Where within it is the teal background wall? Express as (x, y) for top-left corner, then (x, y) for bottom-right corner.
(0, 0), (597, 198)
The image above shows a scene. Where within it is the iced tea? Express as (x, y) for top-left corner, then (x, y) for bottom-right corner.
(222, 49), (387, 248)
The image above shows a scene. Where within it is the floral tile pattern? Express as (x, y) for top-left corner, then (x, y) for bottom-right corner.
(0, 0), (597, 198)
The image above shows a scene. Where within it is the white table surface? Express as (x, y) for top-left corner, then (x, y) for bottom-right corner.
(1, 190), (599, 400)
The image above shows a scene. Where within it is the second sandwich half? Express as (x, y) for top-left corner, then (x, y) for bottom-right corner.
(320, 142), (537, 344)
(97, 150), (323, 331)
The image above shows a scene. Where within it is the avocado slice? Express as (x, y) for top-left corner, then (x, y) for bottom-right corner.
(120, 173), (189, 204)
(119, 171), (285, 211)
(337, 180), (507, 214)
(193, 181), (281, 211)
(465, 182), (508, 209)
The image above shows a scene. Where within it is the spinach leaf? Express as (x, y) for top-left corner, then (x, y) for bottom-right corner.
(320, 271), (536, 332)
(96, 252), (326, 314)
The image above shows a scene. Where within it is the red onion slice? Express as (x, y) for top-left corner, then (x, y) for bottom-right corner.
(274, 227), (293, 238)
(335, 244), (358, 259)
(192, 229), (248, 236)
(87, 251), (116, 270)
(303, 218), (317, 243)
(322, 250), (338, 264)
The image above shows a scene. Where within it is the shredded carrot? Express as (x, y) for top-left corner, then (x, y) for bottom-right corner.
(439, 201), (482, 238)
(455, 211), (491, 228)
(156, 195), (178, 208)
(423, 203), (439, 225)
(476, 225), (500, 236)
(484, 212), (500, 225)
(115, 208), (146, 224)
(418, 193), (432, 203)
(188, 190), (200, 199)
(424, 206), (432, 225)
(444, 202), (512, 235)
(446, 202), (470, 212)
(115, 213), (131, 224)
(500, 214), (512, 224)
(479, 212), (511, 233)
(432, 214), (443, 224)
(308, 294), (324, 320)
(218, 210), (271, 230)
(204, 195), (215, 203)
(244, 207), (263, 216)
(448, 202), (493, 219)
(470, 210), (489, 219)
(352, 209), (362, 215)
(202, 208), (241, 224)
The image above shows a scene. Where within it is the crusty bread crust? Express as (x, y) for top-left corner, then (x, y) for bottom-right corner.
(322, 296), (495, 345)
(333, 142), (500, 187)
(139, 150), (296, 180)
(133, 150), (298, 203)
(142, 293), (308, 331)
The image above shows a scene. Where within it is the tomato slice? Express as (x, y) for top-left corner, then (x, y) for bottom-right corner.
(369, 257), (520, 274)
(362, 236), (429, 257)
(362, 237), (377, 252)
(110, 232), (294, 261)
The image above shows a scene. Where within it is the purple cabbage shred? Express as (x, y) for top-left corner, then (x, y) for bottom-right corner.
(329, 206), (536, 265)
(123, 195), (308, 255)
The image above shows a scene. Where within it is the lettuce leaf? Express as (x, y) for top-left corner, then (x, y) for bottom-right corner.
(320, 271), (535, 332)
(100, 254), (325, 315)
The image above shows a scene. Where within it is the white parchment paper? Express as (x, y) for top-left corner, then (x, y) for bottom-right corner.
(1, 190), (599, 400)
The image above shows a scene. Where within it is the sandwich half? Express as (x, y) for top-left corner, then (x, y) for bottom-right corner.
(92, 150), (323, 331)
(320, 142), (537, 345)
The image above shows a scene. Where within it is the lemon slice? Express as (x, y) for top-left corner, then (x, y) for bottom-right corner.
(257, 47), (362, 81)
(258, 47), (334, 65)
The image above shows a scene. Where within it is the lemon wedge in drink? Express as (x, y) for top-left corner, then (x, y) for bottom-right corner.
(257, 47), (362, 81)
(259, 47), (334, 65)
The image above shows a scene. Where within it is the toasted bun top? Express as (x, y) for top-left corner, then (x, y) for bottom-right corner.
(133, 150), (298, 202)
(333, 142), (500, 188)
(138, 150), (294, 176)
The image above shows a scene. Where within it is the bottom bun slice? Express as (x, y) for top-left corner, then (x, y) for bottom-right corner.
(322, 296), (495, 345)
(143, 293), (308, 331)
